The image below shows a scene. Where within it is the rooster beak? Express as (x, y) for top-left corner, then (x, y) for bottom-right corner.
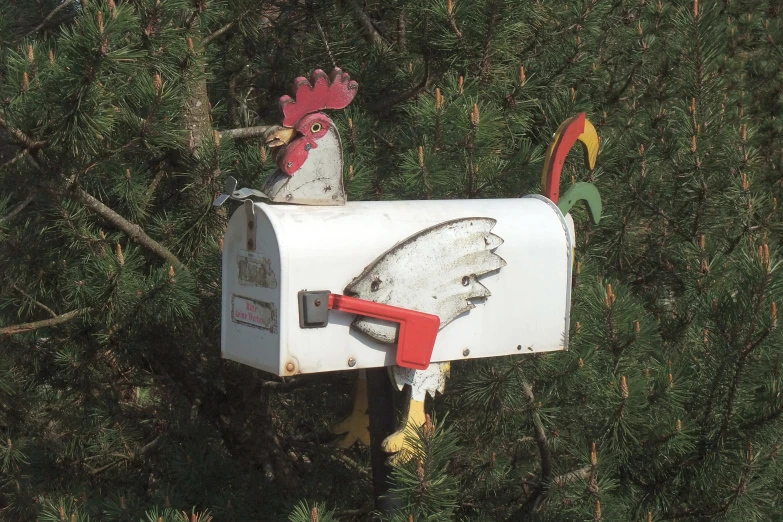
(264, 126), (296, 148)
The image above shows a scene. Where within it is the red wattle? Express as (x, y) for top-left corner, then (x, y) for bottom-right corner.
(277, 137), (311, 176)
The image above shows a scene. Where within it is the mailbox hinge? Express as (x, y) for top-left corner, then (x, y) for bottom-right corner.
(244, 199), (256, 251)
(213, 176), (269, 207)
(297, 290), (441, 370)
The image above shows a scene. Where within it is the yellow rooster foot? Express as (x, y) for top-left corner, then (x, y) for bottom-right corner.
(329, 370), (371, 448)
(381, 398), (426, 463)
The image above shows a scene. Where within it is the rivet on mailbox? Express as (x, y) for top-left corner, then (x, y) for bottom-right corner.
(215, 67), (602, 461)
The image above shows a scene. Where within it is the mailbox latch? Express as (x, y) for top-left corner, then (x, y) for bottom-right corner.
(297, 290), (441, 370)
(298, 290), (331, 328)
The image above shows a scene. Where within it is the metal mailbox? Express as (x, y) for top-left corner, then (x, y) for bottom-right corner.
(213, 67), (602, 459)
(221, 196), (575, 376)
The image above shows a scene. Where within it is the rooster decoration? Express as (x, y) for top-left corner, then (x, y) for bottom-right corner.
(215, 68), (601, 461)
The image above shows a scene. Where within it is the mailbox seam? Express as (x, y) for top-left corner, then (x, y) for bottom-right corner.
(257, 202), (290, 375)
(522, 194), (572, 351)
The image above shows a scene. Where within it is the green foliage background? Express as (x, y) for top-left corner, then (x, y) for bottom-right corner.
(1, 1), (782, 521)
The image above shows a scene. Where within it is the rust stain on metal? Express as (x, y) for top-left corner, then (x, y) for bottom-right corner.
(238, 254), (278, 289)
(285, 362), (295, 372)
(231, 295), (278, 333)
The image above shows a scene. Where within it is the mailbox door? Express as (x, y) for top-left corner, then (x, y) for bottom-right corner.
(221, 203), (283, 374)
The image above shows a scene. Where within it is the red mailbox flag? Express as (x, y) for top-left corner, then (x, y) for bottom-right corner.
(328, 294), (440, 370)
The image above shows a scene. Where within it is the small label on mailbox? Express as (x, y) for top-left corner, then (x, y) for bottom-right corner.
(231, 295), (278, 332)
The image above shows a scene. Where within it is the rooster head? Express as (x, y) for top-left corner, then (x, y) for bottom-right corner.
(262, 68), (358, 205)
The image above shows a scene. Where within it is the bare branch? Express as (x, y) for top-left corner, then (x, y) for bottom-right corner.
(0, 193), (34, 224)
(288, 437), (371, 479)
(144, 168), (167, 204)
(218, 125), (275, 140)
(25, 0), (76, 37)
(202, 21), (235, 46)
(0, 308), (87, 337)
(314, 13), (337, 68)
(447, 9), (463, 39)
(552, 466), (591, 486)
(0, 114), (46, 150)
(522, 380), (554, 482)
(261, 377), (311, 392)
(331, 452), (371, 479)
(12, 283), (56, 318)
(334, 508), (372, 518)
(66, 183), (187, 272)
(347, 0), (388, 48)
(397, 10), (407, 53)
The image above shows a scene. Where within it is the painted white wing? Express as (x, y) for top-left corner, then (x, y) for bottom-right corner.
(344, 217), (506, 344)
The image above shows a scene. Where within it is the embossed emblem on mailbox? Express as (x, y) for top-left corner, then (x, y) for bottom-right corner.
(237, 251), (278, 289)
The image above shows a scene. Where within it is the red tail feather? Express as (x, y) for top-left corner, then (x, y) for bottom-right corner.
(279, 68), (358, 127)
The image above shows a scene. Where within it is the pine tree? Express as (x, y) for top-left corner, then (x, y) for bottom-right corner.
(1, 1), (782, 521)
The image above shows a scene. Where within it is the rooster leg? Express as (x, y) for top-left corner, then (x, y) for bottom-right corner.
(380, 387), (426, 458)
(330, 369), (371, 448)
(382, 362), (450, 461)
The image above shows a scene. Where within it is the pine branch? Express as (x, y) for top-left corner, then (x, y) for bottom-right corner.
(334, 507), (372, 518)
(203, 21), (236, 46)
(289, 438), (371, 479)
(12, 283), (56, 318)
(218, 125), (275, 140)
(0, 193), (34, 224)
(447, 7), (463, 40)
(0, 308), (87, 337)
(347, 0), (388, 48)
(552, 466), (591, 486)
(721, 275), (775, 433)
(184, 10), (199, 30)
(144, 168), (167, 204)
(720, 325), (773, 437)
(24, 0), (76, 37)
(86, 435), (163, 476)
(369, 61), (433, 113)
(477, 0), (501, 81)
(17, 131), (183, 271)
(0, 114), (46, 149)
(331, 452), (370, 479)
(522, 380), (554, 484)
(66, 182), (187, 271)
(604, 61), (641, 104)
(0, 149), (30, 171)
(313, 12), (337, 69)
(505, 381), (556, 520)
(397, 9), (407, 54)
(740, 403), (783, 430)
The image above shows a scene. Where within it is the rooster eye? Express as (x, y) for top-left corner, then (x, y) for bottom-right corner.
(310, 122), (322, 133)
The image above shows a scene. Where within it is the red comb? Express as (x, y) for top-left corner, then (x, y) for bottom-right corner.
(279, 68), (358, 127)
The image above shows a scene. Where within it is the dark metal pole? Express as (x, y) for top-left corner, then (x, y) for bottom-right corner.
(365, 367), (401, 515)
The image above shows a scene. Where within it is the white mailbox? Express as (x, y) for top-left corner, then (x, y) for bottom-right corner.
(214, 67), (602, 457)
(221, 196), (575, 376)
